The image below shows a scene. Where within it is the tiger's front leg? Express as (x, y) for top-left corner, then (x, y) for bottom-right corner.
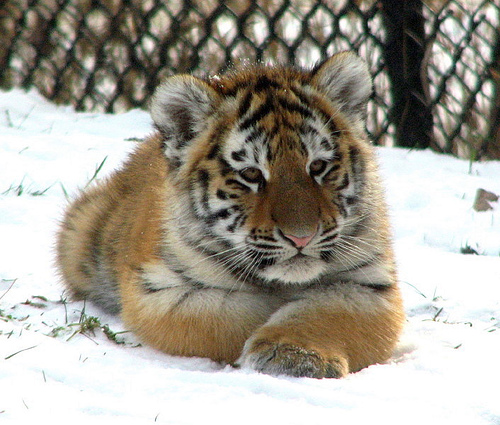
(119, 267), (287, 364)
(238, 286), (405, 378)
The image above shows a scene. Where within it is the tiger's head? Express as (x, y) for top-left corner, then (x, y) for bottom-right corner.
(151, 52), (381, 287)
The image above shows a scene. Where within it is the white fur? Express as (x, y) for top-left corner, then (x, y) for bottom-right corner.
(223, 127), (271, 183)
(151, 76), (217, 133)
(258, 256), (327, 284)
(312, 52), (372, 124)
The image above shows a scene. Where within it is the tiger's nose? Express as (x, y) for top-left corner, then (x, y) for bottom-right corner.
(284, 232), (316, 248)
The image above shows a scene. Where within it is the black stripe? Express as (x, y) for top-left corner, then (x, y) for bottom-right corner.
(217, 189), (238, 200)
(313, 104), (339, 138)
(327, 119), (339, 139)
(349, 146), (362, 171)
(252, 145), (260, 163)
(360, 283), (391, 291)
(300, 122), (318, 135)
(327, 163), (341, 174)
(250, 235), (277, 243)
(251, 244), (281, 250)
(223, 80), (252, 97)
(207, 205), (242, 225)
(256, 257), (276, 269)
(216, 189), (228, 200)
(197, 169), (210, 212)
(171, 282), (211, 309)
(227, 213), (246, 233)
(217, 156), (233, 176)
(198, 169), (210, 185)
(207, 143), (220, 159)
(332, 199), (347, 217)
(278, 96), (313, 118)
(225, 178), (251, 193)
(254, 75), (281, 92)
(349, 146), (366, 186)
(245, 129), (262, 144)
(231, 149), (247, 161)
(337, 173), (350, 191)
(320, 233), (338, 244)
(290, 87), (312, 109)
(345, 195), (358, 206)
(184, 230), (233, 255)
(332, 151), (343, 162)
(349, 145), (359, 160)
(300, 122), (337, 153)
(320, 251), (331, 262)
(240, 98), (272, 130)
(212, 208), (232, 220)
(238, 91), (253, 116)
(320, 137), (334, 151)
(266, 144), (273, 163)
(142, 280), (165, 293)
(299, 140), (308, 156)
(139, 266), (164, 294)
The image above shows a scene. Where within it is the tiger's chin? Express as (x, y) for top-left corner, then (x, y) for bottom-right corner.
(257, 254), (327, 285)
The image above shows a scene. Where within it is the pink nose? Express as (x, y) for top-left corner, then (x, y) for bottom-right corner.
(284, 233), (315, 248)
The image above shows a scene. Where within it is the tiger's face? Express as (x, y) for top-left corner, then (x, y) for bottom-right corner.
(151, 52), (374, 287)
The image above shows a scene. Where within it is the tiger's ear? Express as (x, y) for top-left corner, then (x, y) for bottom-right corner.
(151, 75), (219, 165)
(311, 52), (372, 124)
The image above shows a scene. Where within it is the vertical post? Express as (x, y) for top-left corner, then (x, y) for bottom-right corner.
(380, 0), (433, 149)
(482, 22), (500, 159)
(0, 1), (17, 88)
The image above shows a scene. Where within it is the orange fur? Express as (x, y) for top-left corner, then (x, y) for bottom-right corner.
(57, 52), (405, 378)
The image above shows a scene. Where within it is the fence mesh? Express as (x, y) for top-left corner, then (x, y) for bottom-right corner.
(1, 0), (499, 157)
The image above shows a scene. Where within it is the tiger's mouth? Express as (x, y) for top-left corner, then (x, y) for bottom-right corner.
(253, 251), (327, 285)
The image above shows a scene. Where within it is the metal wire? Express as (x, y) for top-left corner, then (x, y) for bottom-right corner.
(1, 0), (499, 157)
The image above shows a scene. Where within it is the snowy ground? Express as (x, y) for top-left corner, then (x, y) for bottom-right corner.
(1, 89), (499, 424)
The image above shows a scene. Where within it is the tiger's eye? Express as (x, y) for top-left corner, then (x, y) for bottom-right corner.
(309, 159), (328, 176)
(240, 167), (264, 184)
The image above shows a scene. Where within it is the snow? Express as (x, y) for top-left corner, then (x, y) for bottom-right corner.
(1, 88), (499, 424)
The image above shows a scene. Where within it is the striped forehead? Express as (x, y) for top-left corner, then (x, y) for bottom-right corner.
(222, 86), (338, 168)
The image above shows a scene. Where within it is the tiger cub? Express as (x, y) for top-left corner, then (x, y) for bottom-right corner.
(56, 52), (405, 378)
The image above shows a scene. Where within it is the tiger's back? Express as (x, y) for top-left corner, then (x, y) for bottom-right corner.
(57, 52), (404, 378)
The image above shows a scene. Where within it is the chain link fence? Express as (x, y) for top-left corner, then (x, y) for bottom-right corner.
(1, 0), (499, 158)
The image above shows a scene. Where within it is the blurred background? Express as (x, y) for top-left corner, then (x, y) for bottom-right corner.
(1, 0), (499, 159)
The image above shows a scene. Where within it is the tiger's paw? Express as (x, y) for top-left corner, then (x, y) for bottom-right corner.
(237, 339), (348, 379)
